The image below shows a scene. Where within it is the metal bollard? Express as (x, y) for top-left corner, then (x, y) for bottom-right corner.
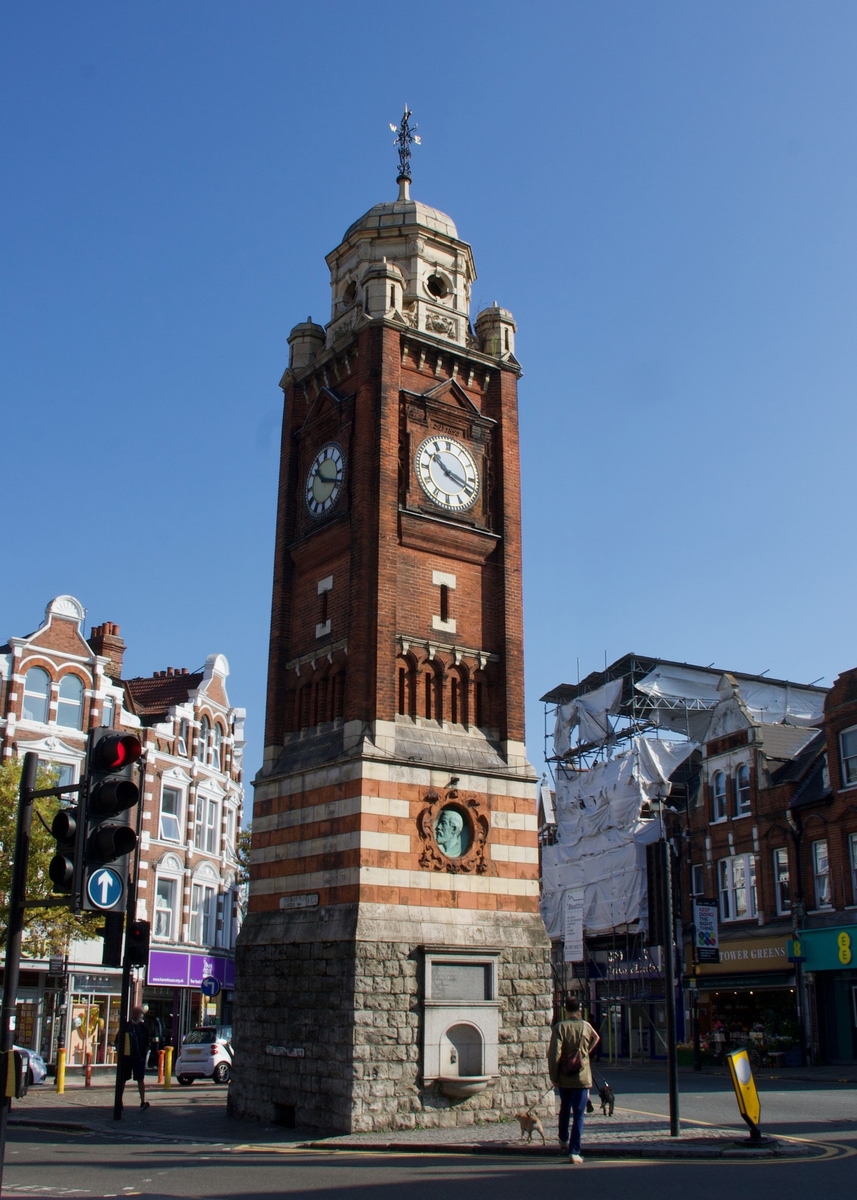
(84, 1051), (92, 1088)
(163, 1046), (173, 1089)
(55, 1047), (66, 1094)
(157, 1049), (165, 1086)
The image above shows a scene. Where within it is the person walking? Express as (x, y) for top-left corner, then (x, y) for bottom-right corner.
(122, 1006), (151, 1110)
(547, 994), (600, 1164)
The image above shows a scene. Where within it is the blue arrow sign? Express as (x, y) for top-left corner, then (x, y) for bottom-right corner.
(200, 975), (221, 998)
(86, 867), (124, 911)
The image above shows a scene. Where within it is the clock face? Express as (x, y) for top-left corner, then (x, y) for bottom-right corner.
(415, 436), (480, 512)
(305, 442), (345, 518)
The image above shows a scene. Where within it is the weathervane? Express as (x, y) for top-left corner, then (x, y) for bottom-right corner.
(389, 104), (421, 188)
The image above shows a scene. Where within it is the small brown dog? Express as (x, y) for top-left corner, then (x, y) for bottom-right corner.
(515, 1112), (546, 1143)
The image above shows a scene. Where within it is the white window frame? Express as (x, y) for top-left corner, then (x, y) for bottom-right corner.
(712, 771), (727, 821)
(812, 839), (832, 909)
(718, 853), (757, 921)
(159, 785), (183, 843)
(205, 798), (219, 855)
(189, 881), (217, 945)
(840, 728), (857, 787)
(154, 875), (179, 941)
(56, 674), (84, 730)
(773, 847), (791, 915)
(177, 718), (189, 758)
(211, 724), (222, 771)
(224, 806), (236, 856)
(735, 764), (751, 815)
(197, 716), (210, 764)
(22, 667), (50, 724)
(101, 695), (115, 728)
(38, 757), (78, 799)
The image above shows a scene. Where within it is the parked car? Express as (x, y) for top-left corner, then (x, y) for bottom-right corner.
(175, 1026), (232, 1085)
(14, 1046), (47, 1085)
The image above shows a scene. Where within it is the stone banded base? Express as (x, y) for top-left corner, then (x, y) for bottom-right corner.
(229, 903), (552, 1134)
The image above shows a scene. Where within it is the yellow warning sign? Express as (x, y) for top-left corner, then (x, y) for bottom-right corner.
(726, 1048), (761, 1132)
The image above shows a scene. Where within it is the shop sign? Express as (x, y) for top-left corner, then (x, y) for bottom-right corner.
(693, 934), (790, 975)
(563, 890), (584, 963)
(798, 926), (856, 972)
(147, 950), (235, 989)
(72, 973), (121, 993)
(693, 900), (720, 964)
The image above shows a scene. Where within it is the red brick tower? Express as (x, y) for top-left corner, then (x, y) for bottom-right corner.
(232, 145), (550, 1133)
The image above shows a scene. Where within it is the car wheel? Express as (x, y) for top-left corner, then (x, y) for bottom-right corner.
(212, 1063), (230, 1085)
(177, 1074), (195, 1086)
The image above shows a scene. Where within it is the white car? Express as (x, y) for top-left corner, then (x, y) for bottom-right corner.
(175, 1025), (232, 1085)
(14, 1046), (47, 1086)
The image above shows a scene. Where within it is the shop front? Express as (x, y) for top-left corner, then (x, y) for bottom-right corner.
(143, 950), (235, 1046)
(685, 932), (799, 1067)
(799, 924), (857, 1064)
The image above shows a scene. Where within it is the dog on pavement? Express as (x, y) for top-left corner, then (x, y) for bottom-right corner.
(598, 1081), (615, 1116)
(515, 1112), (546, 1143)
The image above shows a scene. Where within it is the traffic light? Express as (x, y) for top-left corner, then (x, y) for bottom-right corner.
(81, 729), (143, 913)
(48, 804), (81, 895)
(125, 920), (150, 968)
(100, 912), (125, 968)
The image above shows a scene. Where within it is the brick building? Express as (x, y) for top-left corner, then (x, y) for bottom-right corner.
(232, 156), (550, 1132)
(0, 595), (245, 1070)
(681, 668), (857, 1064)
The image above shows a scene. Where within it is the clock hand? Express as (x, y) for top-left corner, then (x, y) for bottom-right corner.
(436, 459), (467, 488)
(317, 469), (338, 483)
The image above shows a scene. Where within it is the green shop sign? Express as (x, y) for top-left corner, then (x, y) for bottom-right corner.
(792, 926), (855, 970)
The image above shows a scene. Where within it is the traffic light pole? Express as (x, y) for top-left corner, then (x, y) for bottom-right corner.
(0, 753), (38, 1194)
(112, 755), (144, 1121)
(661, 836), (680, 1137)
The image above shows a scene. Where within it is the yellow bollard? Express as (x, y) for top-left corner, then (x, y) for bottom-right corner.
(55, 1047), (66, 1094)
(163, 1046), (173, 1089)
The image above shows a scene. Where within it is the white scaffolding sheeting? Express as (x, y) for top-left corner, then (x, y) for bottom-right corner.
(553, 678), (623, 755)
(635, 667), (824, 729)
(540, 737), (696, 939)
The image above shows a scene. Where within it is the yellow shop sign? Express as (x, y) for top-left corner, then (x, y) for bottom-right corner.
(693, 934), (790, 974)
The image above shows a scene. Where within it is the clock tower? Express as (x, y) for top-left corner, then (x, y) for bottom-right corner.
(232, 114), (551, 1133)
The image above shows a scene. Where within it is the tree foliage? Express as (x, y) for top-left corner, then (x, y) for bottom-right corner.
(0, 758), (100, 957)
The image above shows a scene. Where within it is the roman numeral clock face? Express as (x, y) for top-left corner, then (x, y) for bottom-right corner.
(415, 436), (480, 512)
(305, 442), (345, 518)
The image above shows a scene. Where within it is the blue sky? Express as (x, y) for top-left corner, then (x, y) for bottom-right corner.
(2, 2), (856, 784)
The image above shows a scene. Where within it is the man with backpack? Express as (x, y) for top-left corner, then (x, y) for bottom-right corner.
(547, 994), (601, 1163)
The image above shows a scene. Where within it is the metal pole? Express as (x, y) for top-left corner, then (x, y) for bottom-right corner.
(0, 752), (38, 1191)
(112, 753), (144, 1120)
(661, 837), (680, 1136)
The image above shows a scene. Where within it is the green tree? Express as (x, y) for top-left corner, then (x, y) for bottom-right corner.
(0, 757), (100, 957)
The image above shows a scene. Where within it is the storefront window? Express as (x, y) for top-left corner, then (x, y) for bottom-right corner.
(813, 840), (832, 909)
(67, 994), (121, 1066)
(773, 848), (791, 915)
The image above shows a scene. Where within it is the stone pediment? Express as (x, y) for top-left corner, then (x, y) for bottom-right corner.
(408, 377), (491, 422)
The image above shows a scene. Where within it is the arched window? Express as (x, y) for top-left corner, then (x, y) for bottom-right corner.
(56, 674), (84, 729)
(22, 668), (50, 723)
(211, 723), (223, 770)
(735, 764), (751, 815)
(712, 771), (727, 821)
(197, 716), (210, 763)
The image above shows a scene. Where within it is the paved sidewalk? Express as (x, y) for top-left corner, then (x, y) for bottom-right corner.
(6, 1077), (832, 1160)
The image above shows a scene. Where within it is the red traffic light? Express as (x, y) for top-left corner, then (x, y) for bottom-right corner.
(92, 734), (143, 772)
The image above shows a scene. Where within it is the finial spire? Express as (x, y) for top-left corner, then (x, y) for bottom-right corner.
(389, 104), (420, 200)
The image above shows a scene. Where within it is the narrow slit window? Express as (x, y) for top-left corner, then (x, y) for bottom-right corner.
(440, 584), (449, 623)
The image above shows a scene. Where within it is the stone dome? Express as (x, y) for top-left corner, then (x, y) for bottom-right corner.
(343, 198), (459, 243)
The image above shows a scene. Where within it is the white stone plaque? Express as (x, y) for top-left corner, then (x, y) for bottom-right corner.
(563, 890), (585, 963)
